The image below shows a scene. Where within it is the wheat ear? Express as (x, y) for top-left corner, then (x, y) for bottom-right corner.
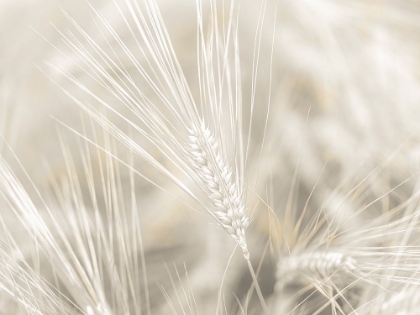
(276, 251), (359, 290)
(188, 123), (270, 313)
(43, 0), (269, 311)
(188, 123), (250, 259)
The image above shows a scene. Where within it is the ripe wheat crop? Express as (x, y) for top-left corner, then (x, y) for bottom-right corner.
(2, 0), (420, 314)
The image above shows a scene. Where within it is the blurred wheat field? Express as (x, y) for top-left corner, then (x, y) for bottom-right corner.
(2, 0), (420, 314)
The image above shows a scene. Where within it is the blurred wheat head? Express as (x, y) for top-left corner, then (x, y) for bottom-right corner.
(2, 0), (420, 315)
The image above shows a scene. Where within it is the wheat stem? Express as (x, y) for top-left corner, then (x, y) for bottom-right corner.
(246, 258), (269, 314)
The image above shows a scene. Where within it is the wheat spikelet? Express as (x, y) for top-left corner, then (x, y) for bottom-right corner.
(188, 122), (250, 258)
